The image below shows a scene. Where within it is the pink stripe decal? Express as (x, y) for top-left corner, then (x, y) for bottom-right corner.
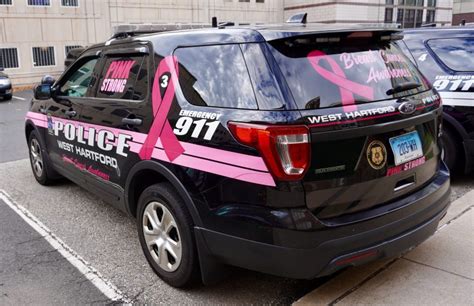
(25, 112), (274, 186)
(307, 50), (374, 112)
(130, 142), (274, 186)
(26, 112), (47, 121)
(139, 56), (184, 161)
(27, 117), (48, 128)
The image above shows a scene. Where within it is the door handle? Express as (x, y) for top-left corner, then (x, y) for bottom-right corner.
(122, 117), (142, 126)
(65, 110), (77, 117)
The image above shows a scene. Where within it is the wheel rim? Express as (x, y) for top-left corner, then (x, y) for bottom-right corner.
(143, 201), (182, 272)
(30, 138), (44, 177)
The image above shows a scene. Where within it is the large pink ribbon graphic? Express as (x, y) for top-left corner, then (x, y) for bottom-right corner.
(139, 56), (184, 161)
(307, 50), (374, 112)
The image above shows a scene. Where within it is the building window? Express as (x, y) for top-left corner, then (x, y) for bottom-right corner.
(32, 47), (55, 67)
(256, 0), (265, 3)
(415, 9), (423, 27)
(427, 0), (436, 7)
(385, 8), (394, 23)
(399, 0), (423, 6)
(238, 0), (250, 2)
(28, 0), (51, 6)
(426, 9), (436, 23)
(0, 0), (13, 5)
(61, 0), (79, 6)
(65, 45), (82, 55)
(386, 0), (394, 4)
(0, 48), (19, 69)
(397, 8), (404, 24)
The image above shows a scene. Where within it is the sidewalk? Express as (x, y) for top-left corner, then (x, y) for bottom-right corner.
(296, 190), (474, 305)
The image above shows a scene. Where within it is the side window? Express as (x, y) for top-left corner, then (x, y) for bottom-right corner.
(60, 58), (98, 97)
(175, 44), (258, 109)
(97, 55), (148, 100)
(427, 38), (474, 72)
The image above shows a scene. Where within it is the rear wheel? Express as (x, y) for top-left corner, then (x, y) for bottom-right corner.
(137, 183), (199, 287)
(441, 127), (462, 174)
(2, 94), (12, 101)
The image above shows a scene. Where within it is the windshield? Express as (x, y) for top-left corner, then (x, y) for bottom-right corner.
(268, 34), (430, 110)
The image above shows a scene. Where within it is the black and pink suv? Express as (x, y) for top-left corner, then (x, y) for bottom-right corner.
(25, 22), (450, 287)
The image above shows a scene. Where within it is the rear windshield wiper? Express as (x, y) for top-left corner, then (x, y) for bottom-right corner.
(386, 82), (422, 96)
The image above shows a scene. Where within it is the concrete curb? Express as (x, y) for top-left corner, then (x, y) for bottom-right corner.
(294, 190), (474, 306)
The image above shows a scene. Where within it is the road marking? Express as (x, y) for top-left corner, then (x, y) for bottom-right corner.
(13, 95), (26, 101)
(0, 190), (130, 303)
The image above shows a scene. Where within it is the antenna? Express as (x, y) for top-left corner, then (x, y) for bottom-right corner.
(286, 12), (307, 24)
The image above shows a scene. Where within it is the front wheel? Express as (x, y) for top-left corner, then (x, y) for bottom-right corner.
(28, 131), (55, 185)
(441, 127), (462, 174)
(137, 183), (200, 287)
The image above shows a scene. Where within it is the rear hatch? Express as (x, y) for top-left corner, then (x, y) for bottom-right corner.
(267, 30), (442, 222)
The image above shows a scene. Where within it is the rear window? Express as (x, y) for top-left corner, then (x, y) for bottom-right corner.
(175, 44), (258, 109)
(268, 34), (430, 109)
(427, 38), (474, 72)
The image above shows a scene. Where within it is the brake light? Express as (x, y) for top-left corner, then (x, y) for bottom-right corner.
(228, 122), (311, 181)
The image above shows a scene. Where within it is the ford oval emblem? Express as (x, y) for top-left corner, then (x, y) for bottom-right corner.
(398, 102), (417, 115)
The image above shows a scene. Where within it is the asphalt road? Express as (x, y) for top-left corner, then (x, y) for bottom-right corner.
(0, 91), (473, 304)
(0, 90), (31, 163)
(0, 197), (109, 304)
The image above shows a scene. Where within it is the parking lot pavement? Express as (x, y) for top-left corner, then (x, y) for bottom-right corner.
(0, 195), (117, 304)
(295, 190), (474, 305)
(0, 90), (32, 163)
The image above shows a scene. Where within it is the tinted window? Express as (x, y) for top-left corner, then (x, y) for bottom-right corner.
(269, 35), (430, 110)
(60, 58), (98, 97)
(175, 45), (258, 109)
(97, 55), (148, 100)
(427, 38), (474, 72)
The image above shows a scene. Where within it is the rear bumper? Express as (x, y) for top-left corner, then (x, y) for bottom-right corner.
(197, 163), (450, 279)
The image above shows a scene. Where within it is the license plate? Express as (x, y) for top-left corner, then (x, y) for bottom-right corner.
(389, 131), (423, 166)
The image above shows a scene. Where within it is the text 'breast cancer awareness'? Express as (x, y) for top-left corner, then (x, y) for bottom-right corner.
(307, 50), (375, 112)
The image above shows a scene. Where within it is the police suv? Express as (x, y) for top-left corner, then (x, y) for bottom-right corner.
(400, 27), (474, 173)
(26, 21), (450, 287)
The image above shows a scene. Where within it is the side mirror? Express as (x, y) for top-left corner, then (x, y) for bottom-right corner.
(34, 84), (52, 100)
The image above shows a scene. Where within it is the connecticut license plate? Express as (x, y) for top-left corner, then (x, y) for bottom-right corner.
(389, 131), (423, 166)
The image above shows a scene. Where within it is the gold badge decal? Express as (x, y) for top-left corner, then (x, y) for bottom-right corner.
(367, 140), (387, 170)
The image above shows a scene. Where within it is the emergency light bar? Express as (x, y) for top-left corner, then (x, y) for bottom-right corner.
(111, 23), (211, 39)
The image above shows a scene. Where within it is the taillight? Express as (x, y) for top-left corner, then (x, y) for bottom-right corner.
(228, 122), (311, 181)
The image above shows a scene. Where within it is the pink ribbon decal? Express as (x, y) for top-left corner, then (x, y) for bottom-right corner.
(307, 50), (374, 112)
(139, 56), (184, 161)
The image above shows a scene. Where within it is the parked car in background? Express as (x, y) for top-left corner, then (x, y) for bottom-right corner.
(0, 68), (12, 100)
(399, 27), (474, 174)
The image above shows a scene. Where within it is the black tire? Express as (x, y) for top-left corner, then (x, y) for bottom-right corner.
(137, 183), (200, 288)
(441, 127), (462, 174)
(3, 94), (12, 101)
(28, 130), (55, 185)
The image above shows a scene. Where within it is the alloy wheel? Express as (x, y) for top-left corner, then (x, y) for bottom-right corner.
(143, 201), (182, 272)
(30, 138), (44, 177)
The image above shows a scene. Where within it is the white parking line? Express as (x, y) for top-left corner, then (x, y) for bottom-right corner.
(0, 190), (130, 303)
(13, 96), (26, 101)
